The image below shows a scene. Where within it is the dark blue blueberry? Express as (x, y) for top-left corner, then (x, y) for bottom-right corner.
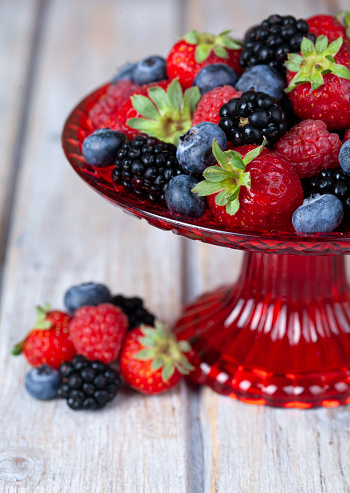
(25, 365), (61, 400)
(111, 62), (136, 83)
(193, 63), (238, 95)
(64, 282), (112, 314)
(165, 175), (206, 218)
(339, 140), (350, 176)
(177, 122), (227, 174)
(292, 194), (344, 233)
(82, 129), (127, 167)
(133, 56), (167, 85)
(235, 65), (286, 101)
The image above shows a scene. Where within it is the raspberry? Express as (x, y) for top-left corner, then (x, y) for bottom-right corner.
(89, 80), (140, 128)
(192, 85), (242, 126)
(69, 303), (128, 364)
(274, 119), (342, 179)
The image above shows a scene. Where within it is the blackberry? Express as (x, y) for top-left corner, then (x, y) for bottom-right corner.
(112, 294), (155, 330)
(218, 90), (287, 147)
(112, 135), (186, 203)
(58, 356), (121, 411)
(302, 168), (350, 215)
(240, 14), (316, 72)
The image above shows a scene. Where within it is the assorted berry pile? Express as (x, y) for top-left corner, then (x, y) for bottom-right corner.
(81, 13), (350, 234)
(13, 282), (193, 411)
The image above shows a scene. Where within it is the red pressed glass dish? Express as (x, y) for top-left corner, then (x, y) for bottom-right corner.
(63, 84), (350, 408)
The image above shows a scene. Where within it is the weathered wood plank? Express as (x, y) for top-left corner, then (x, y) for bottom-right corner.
(0, 1), (189, 492)
(0, 0), (39, 270)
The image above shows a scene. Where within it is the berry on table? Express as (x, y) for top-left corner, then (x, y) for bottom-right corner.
(119, 321), (194, 394)
(218, 90), (287, 147)
(25, 365), (61, 400)
(64, 282), (112, 314)
(193, 63), (238, 95)
(69, 303), (128, 364)
(240, 14), (315, 72)
(292, 194), (344, 233)
(82, 129), (127, 167)
(165, 175), (207, 218)
(12, 304), (76, 369)
(192, 85), (242, 126)
(274, 119), (341, 179)
(166, 29), (242, 89)
(112, 135), (186, 204)
(176, 122), (227, 174)
(192, 140), (304, 231)
(339, 139), (350, 175)
(58, 356), (121, 410)
(133, 56), (167, 85)
(112, 295), (155, 330)
(235, 65), (286, 101)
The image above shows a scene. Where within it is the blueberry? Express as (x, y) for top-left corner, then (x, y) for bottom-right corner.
(292, 194), (344, 233)
(165, 175), (206, 218)
(64, 282), (112, 313)
(235, 65), (286, 101)
(177, 122), (227, 174)
(339, 140), (350, 175)
(25, 365), (61, 400)
(133, 56), (167, 85)
(111, 62), (136, 83)
(82, 129), (127, 167)
(193, 64), (238, 95)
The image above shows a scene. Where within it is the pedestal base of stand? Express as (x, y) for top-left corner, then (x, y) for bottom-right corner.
(174, 252), (350, 408)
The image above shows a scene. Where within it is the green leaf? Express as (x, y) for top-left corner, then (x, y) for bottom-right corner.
(285, 72), (307, 92)
(139, 336), (157, 348)
(285, 59), (303, 72)
(230, 156), (245, 170)
(131, 95), (160, 120)
(226, 189), (239, 201)
(218, 36), (241, 50)
(148, 87), (170, 116)
(219, 29), (232, 36)
(315, 35), (328, 53)
(167, 79), (183, 113)
(127, 118), (160, 134)
(226, 198), (240, 216)
(203, 167), (231, 182)
(212, 140), (230, 167)
(12, 341), (25, 355)
(300, 37), (315, 57)
(141, 326), (158, 337)
(195, 43), (212, 63)
(192, 180), (224, 196)
(213, 45), (228, 59)
(324, 37), (343, 56)
(185, 30), (199, 45)
(325, 55), (335, 63)
(177, 340), (191, 352)
(215, 190), (229, 206)
(310, 71), (325, 90)
(180, 358), (195, 372)
(134, 348), (156, 360)
(151, 357), (164, 371)
(330, 63), (350, 80)
(243, 138), (266, 165)
(162, 360), (175, 381)
(183, 86), (201, 115)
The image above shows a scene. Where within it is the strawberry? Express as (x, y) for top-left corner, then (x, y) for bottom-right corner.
(274, 119), (342, 178)
(192, 140), (303, 231)
(89, 79), (140, 128)
(12, 304), (76, 369)
(307, 13), (350, 41)
(166, 30), (243, 90)
(119, 322), (194, 394)
(107, 78), (200, 145)
(192, 85), (242, 126)
(69, 303), (128, 364)
(285, 36), (350, 130)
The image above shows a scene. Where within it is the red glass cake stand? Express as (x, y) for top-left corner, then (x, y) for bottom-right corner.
(63, 84), (350, 409)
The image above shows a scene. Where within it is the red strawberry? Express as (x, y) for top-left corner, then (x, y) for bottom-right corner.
(12, 304), (76, 369)
(285, 36), (350, 130)
(108, 79), (201, 145)
(166, 30), (243, 90)
(192, 85), (242, 126)
(69, 303), (128, 364)
(307, 14), (347, 40)
(274, 119), (342, 178)
(192, 140), (303, 231)
(89, 79), (140, 128)
(119, 322), (193, 394)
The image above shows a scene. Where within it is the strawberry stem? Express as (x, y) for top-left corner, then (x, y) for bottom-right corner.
(12, 340), (25, 355)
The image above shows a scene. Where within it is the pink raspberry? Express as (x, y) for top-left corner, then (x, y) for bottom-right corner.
(89, 79), (140, 128)
(192, 85), (242, 126)
(274, 119), (342, 179)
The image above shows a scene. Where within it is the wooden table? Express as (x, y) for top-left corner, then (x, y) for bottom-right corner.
(1, 1), (350, 491)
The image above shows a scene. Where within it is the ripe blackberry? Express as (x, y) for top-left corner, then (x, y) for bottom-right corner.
(58, 356), (121, 411)
(218, 90), (287, 147)
(111, 135), (186, 203)
(112, 295), (155, 330)
(303, 168), (350, 214)
(240, 14), (316, 72)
